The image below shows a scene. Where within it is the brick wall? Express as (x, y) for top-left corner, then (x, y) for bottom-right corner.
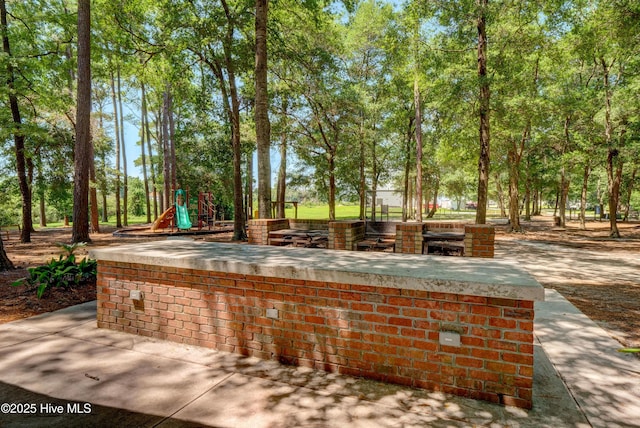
(247, 219), (289, 245)
(97, 260), (534, 408)
(395, 223), (423, 254)
(328, 221), (365, 251)
(425, 222), (466, 233)
(288, 219), (329, 231)
(464, 225), (495, 258)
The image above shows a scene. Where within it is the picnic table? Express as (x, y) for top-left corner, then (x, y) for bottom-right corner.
(268, 229), (328, 248)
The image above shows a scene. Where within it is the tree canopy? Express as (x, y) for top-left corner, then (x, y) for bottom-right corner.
(0, 0), (638, 249)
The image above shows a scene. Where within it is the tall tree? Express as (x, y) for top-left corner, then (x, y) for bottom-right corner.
(1, 0), (32, 243)
(71, 0), (91, 243)
(140, 82), (152, 223)
(475, 0), (490, 224)
(255, 0), (272, 219)
(110, 69), (123, 228)
(117, 66), (129, 226)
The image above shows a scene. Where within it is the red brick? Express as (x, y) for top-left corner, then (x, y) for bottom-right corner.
(377, 306), (400, 315)
(471, 348), (500, 360)
(388, 297), (412, 306)
(388, 317), (412, 327)
(502, 352), (533, 365)
(489, 318), (517, 329)
(304, 315), (325, 325)
(375, 325), (398, 335)
(471, 306), (501, 316)
(413, 340), (438, 352)
(388, 336), (412, 347)
(429, 311), (457, 322)
(486, 361), (517, 374)
(504, 331), (533, 343)
(351, 302), (374, 312)
(402, 308), (428, 318)
(460, 336), (484, 347)
(488, 340), (517, 351)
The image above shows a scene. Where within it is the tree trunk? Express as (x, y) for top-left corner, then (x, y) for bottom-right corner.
(601, 57), (621, 238)
(507, 124), (528, 232)
(328, 152), (336, 221)
(168, 89), (177, 191)
(101, 191), (108, 222)
(89, 129), (100, 233)
(39, 193), (47, 227)
(524, 173), (531, 221)
(26, 157), (36, 233)
(247, 151), (254, 218)
(371, 136), (378, 222)
(38, 165), (47, 227)
(97, 97), (109, 222)
(607, 148), (623, 237)
(162, 92), (171, 210)
(221, 0), (246, 240)
(532, 188), (539, 216)
(402, 116), (414, 222)
(110, 70), (122, 228)
(414, 77), (423, 222)
(623, 167), (637, 222)
(255, 0), (272, 219)
(117, 66), (128, 226)
(1, 0), (31, 243)
(507, 143), (521, 232)
(0, 236), (13, 271)
(579, 163), (590, 230)
(276, 132), (287, 219)
(427, 179), (439, 218)
(359, 124), (366, 220)
(475, 0), (490, 224)
(71, 0), (91, 243)
(140, 83), (151, 223)
(494, 173), (507, 217)
(558, 173), (569, 228)
(144, 91), (158, 220)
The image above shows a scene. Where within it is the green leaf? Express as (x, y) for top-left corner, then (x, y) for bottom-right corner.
(11, 278), (27, 287)
(618, 348), (640, 353)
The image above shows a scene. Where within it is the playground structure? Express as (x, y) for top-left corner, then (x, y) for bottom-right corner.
(150, 189), (221, 233)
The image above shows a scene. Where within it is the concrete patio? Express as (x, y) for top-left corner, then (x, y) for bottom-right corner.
(1, 288), (637, 427)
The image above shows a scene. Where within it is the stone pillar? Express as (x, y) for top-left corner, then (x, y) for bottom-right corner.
(247, 219), (289, 245)
(464, 224), (495, 257)
(328, 221), (365, 251)
(395, 222), (424, 254)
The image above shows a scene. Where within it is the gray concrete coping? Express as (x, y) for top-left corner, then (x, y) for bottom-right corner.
(90, 241), (544, 301)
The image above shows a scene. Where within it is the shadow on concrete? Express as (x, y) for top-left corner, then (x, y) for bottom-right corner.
(0, 382), (215, 428)
(535, 290), (640, 428)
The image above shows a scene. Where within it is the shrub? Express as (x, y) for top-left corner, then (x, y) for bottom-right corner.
(12, 242), (97, 298)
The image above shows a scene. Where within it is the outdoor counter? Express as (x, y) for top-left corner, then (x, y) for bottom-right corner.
(90, 241), (543, 301)
(91, 240), (543, 409)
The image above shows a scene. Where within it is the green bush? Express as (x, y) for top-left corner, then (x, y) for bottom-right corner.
(12, 242), (97, 299)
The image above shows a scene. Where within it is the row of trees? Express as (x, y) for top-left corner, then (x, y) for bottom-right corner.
(1, 0), (639, 260)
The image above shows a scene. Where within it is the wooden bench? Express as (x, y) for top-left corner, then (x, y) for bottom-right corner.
(0, 224), (21, 240)
(356, 221), (397, 252)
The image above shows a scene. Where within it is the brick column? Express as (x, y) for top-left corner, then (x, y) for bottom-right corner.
(464, 224), (495, 258)
(328, 221), (364, 251)
(395, 223), (424, 254)
(247, 219), (289, 245)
